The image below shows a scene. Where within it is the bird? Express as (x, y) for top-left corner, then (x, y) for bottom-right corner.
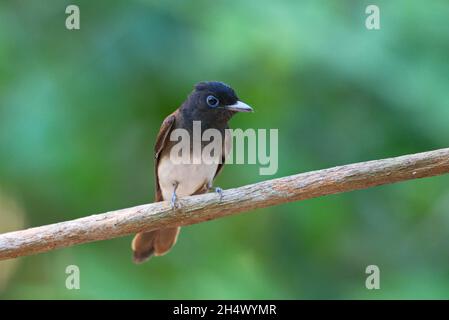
(131, 81), (253, 263)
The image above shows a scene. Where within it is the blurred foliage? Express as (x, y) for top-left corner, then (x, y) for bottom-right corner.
(0, 0), (449, 299)
(0, 189), (25, 293)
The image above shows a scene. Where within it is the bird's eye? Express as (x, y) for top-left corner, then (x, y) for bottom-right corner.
(206, 95), (219, 108)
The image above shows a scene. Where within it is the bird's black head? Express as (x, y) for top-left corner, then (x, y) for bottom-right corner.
(181, 81), (253, 126)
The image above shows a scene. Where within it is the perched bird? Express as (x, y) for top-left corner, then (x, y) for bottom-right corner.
(131, 81), (253, 263)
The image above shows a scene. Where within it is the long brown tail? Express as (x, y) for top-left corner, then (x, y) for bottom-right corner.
(131, 227), (180, 264)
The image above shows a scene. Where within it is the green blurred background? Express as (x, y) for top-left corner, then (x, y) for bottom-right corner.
(1, 0), (449, 299)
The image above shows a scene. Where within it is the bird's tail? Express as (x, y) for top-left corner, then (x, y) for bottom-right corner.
(131, 227), (180, 264)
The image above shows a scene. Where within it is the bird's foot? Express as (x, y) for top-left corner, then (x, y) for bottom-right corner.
(171, 183), (179, 210)
(215, 187), (223, 201)
(171, 193), (178, 210)
(207, 182), (223, 201)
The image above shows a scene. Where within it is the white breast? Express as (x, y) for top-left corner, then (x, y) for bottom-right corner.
(157, 153), (219, 201)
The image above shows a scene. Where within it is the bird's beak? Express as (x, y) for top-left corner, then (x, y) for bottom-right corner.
(225, 101), (253, 113)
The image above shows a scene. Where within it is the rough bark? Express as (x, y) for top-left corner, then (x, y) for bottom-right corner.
(0, 148), (448, 261)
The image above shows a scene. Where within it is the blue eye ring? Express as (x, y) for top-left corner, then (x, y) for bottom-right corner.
(206, 95), (219, 108)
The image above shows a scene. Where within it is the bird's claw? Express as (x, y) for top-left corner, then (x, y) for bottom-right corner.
(171, 183), (179, 210)
(170, 193), (178, 210)
(215, 187), (223, 201)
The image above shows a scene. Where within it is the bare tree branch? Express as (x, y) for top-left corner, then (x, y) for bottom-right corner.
(0, 148), (448, 261)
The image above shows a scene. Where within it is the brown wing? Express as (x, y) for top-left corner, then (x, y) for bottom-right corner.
(154, 111), (177, 202)
(213, 126), (232, 180)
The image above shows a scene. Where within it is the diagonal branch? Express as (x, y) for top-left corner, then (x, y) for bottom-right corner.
(1, 148), (448, 261)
